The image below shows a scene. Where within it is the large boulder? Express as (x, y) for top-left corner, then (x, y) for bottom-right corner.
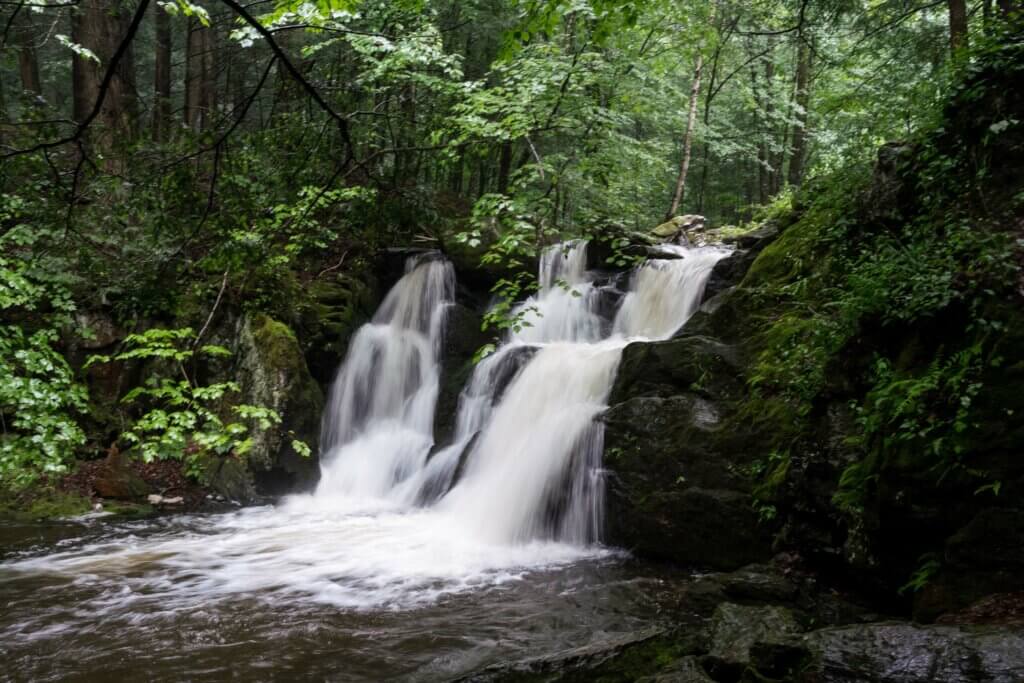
(703, 222), (781, 302)
(704, 602), (802, 677)
(652, 215), (706, 243)
(602, 336), (774, 570)
(433, 302), (490, 447)
(92, 449), (149, 499)
(752, 623), (1024, 683)
(234, 313), (324, 496)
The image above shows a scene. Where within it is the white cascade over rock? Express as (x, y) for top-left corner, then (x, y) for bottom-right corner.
(0, 242), (729, 612)
(314, 241), (729, 547)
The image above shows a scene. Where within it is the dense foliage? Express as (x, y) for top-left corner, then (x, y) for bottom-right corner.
(1, 0), (1020, 484)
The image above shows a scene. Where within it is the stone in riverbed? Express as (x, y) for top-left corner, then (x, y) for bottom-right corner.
(753, 622), (1024, 683)
(93, 450), (149, 499)
(707, 602), (802, 666)
(652, 215), (706, 242)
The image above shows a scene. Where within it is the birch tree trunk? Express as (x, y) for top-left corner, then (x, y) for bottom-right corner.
(667, 53), (704, 220)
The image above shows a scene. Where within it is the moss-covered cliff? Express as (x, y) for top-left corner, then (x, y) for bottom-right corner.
(603, 33), (1024, 620)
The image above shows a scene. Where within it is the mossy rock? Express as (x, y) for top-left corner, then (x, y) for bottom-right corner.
(235, 313), (324, 496)
(197, 453), (256, 502)
(0, 488), (93, 522)
(298, 272), (379, 385)
(463, 629), (705, 682)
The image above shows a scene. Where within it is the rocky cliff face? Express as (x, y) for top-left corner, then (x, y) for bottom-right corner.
(600, 39), (1024, 626)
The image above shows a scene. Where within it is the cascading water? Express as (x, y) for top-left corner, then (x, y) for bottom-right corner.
(307, 240), (729, 548)
(315, 255), (454, 504)
(0, 241), (728, 632)
(614, 244), (729, 339)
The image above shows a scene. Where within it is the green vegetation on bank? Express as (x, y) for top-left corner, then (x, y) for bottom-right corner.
(1, 0), (1021, 499)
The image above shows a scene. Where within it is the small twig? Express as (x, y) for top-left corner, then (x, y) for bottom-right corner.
(193, 269), (230, 347)
(315, 250), (348, 279)
(525, 136), (545, 180)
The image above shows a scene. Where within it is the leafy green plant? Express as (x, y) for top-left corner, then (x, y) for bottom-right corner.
(87, 328), (304, 479)
(0, 327), (88, 487)
(899, 553), (942, 595)
(0, 197), (87, 486)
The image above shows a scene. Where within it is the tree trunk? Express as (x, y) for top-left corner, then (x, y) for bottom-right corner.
(667, 53), (704, 220)
(787, 34), (812, 188)
(762, 40), (784, 196)
(153, 5), (172, 141)
(16, 14), (42, 96)
(997, 0), (1018, 15)
(749, 50), (769, 204)
(184, 17), (213, 131)
(496, 142), (513, 195)
(71, 0), (137, 152)
(949, 0), (969, 54)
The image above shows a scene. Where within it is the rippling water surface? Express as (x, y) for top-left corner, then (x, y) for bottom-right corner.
(0, 506), (686, 682)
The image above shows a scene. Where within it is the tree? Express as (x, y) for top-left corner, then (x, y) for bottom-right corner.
(184, 17), (214, 132)
(71, 0), (139, 151)
(948, 0), (968, 54)
(15, 12), (42, 97)
(787, 32), (812, 188)
(667, 53), (703, 219)
(153, 5), (173, 141)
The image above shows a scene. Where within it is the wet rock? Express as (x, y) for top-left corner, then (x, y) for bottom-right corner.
(198, 453), (255, 502)
(637, 657), (715, 683)
(612, 336), (743, 402)
(460, 629), (704, 682)
(764, 622), (1024, 683)
(703, 223), (780, 303)
(298, 272), (378, 386)
(236, 313), (324, 496)
(719, 564), (800, 603)
(73, 311), (125, 349)
(93, 450), (148, 499)
(603, 336), (772, 570)
(434, 303), (490, 446)
(652, 215), (706, 243)
(708, 602), (802, 666)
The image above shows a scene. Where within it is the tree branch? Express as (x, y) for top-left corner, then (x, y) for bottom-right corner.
(217, 0), (355, 167)
(1, 0), (150, 160)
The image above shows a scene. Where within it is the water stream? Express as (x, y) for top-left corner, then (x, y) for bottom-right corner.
(0, 241), (728, 681)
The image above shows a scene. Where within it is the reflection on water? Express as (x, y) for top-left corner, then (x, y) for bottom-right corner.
(0, 509), (686, 682)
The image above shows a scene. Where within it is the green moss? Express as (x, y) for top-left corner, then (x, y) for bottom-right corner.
(741, 214), (826, 289)
(252, 314), (303, 373)
(754, 456), (791, 504)
(100, 500), (156, 518)
(0, 487), (92, 521)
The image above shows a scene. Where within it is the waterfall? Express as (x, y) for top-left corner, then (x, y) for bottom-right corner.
(313, 241), (728, 547)
(613, 244), (729, 339)
(0, 240), (730, 620)
(315, 254), (454, 503)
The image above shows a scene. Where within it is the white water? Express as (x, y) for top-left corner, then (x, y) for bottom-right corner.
(1, 242), (728, 612)
(315, 255), (454, 502)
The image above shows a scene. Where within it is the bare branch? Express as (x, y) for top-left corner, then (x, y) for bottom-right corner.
(218, 0), (355, 166)
(1, 0), (151, 160)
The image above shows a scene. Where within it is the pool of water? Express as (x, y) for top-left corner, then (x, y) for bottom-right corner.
(0, 505), (688, 682)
